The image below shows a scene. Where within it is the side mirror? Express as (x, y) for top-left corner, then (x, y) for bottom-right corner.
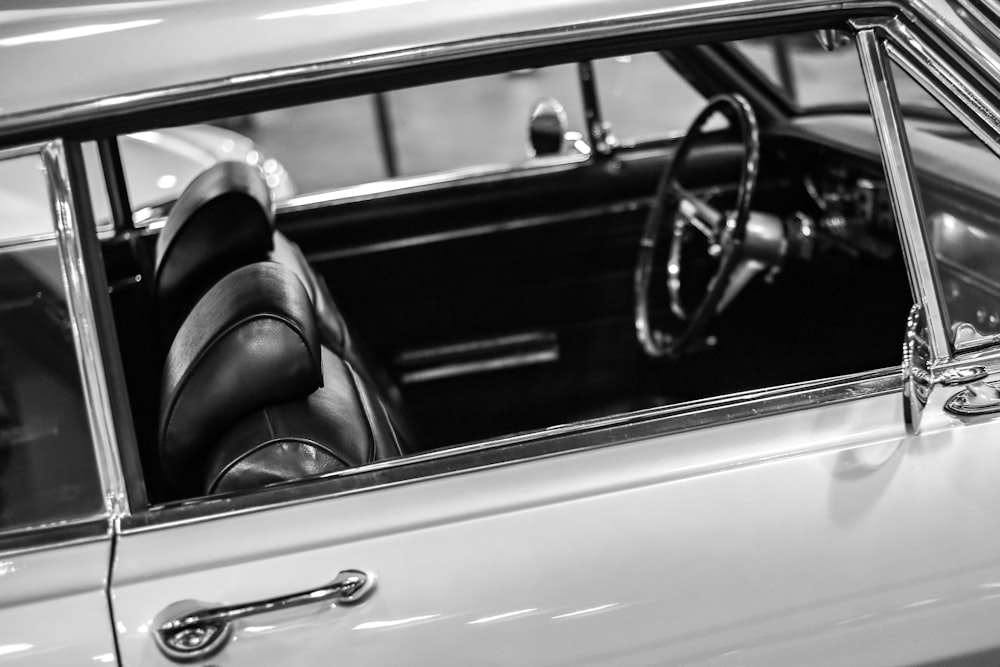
(528, 98), (569, 157)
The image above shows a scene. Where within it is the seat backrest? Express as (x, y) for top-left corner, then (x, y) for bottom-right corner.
(159, 262), (402, 496)
(154, 160), (276, 345)
(154, 161), (419, 452)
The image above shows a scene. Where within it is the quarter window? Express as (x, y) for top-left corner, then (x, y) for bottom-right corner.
(0, 148), (105, 532)
(890, 65), (1000, 350)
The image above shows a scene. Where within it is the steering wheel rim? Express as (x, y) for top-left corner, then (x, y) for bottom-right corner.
(634, 93), (760, 359)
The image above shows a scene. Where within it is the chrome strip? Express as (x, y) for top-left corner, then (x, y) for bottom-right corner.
(0, 232), (58, 249)
(883, 23), (1000, 157)
(0, 0), (844, 141)
(401, 349), (559, 384)
(122, 367), (900, 532)
(854, 15), (1000, 353)
(0, 141), (47, 160)
(856, 29), (951, 363)
(396, 331), (557, 365)
(41, 140), (129, 518)
(281, 153), (589, 213)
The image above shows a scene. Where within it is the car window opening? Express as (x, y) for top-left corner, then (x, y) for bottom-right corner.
(96, 29), (933, 507)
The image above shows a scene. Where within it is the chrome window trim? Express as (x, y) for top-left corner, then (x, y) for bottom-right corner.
(122, 367), (901, 533)
(0, 142), (47, 161)
(0, 232), (58, 249)
(137, 151), (648, 237)
(280, 153), (591, 214)
(0, 1), (893, 143)
(854, 15), (1000, 353)
(41, 140), (129, 519)
(857, 28), (952, 363)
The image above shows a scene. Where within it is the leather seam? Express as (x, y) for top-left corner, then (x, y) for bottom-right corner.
(343, 360), (377, 463)
(380, 400), (404, 457)
(208, 438), (347, 494)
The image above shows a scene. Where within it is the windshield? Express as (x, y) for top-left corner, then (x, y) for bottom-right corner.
(727, 32), (939, 112)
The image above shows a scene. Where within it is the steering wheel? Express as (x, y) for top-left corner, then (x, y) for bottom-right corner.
(634, 93), (761, 358)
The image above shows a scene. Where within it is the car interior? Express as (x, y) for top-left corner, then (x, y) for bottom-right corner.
(96, 29), (933, 504)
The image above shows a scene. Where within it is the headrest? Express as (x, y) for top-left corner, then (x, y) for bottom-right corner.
(159, 262), (322, 495)
(154, 161), (275, 344)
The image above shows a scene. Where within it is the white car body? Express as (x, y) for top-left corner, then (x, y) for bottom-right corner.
(2, 0), (1000, 665)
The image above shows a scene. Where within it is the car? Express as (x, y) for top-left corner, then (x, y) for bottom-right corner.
(4, 0), (1000, 664)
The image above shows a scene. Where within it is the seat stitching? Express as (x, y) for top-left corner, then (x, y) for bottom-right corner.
(208, 437), (347, 493)
(343, 360), (377, 463)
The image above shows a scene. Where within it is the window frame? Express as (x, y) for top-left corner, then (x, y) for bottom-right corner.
(0, 140), (123, 553)
(45, 7), (994, 529)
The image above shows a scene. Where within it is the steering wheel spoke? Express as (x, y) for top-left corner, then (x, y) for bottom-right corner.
(672, 183), (724, 243)
(634, 94), (761, 359)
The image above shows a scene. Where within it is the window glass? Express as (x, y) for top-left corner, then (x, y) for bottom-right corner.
(0, 151), (105, 531)
(730, 33), (938, 110)
(389, 64), (585, 175)
(593, 52), (710, 143)
(0, 154), (52, 241)
(121, 66), (585, 207)
(239, 98), (385, 192)
(890, 65), (1000, 348)
(119, 123), (298, 225)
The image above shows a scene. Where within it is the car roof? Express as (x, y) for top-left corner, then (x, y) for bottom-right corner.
(0, 0), (993, 140)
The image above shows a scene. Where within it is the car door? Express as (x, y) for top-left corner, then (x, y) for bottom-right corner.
(102, 16), (1000, 667)
(0, 142), (119, 665)
(106, 373), (1000, 666)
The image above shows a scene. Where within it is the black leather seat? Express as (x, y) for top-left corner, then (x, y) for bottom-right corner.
(159, 262), (402, 496)
(153, 161), (416, 450)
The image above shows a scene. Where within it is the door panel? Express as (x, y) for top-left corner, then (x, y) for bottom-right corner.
(111, 387), (1000, 665)
(0, 538), (116, 666)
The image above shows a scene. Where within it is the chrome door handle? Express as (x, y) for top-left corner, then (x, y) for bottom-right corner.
(154, 568), (376, 662)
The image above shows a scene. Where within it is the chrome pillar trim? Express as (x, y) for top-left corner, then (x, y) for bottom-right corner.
(122, 367), (900, 532)
(854, 15), (1000, 352)
(880, 18), (1000, 158)
(41, 140), (129, 519)
(856, 29), (951, 363)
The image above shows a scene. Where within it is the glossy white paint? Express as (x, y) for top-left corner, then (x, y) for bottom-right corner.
(0, 538), (116, 666)
(5, 0), (998, 664)
(112, 384), (1000, 664)
(0, 0), (995, 128)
